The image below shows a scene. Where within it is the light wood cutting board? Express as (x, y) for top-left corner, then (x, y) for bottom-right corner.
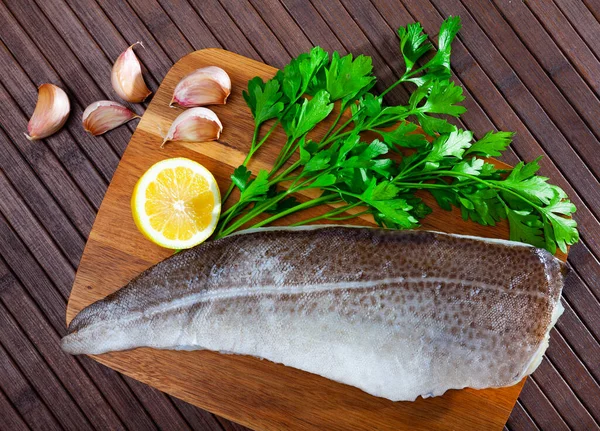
(66, 48), (556, 431)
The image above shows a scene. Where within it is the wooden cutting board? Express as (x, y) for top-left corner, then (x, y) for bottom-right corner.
(66, 48), (552, 431)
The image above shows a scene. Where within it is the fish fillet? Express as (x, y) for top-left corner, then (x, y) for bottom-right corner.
(62, 226), (565, 401)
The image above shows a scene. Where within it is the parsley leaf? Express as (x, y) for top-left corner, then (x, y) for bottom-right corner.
(501, 158), (556, 205)
(282, 90), (334, 140)
(362, 179), (419, 228)
(416, 113), (457, 136)
(465, 131), (514, 157)
(240, 169), (270, 202)
(242, 77), (284, 126)
(424, 129), (473, 169)
(418, 80), (466, 117)
(427, 16), (461, 75)
(326, 52), (376, 102)
(376, 121), (429, 149)
(231, 165), (252, 192)
(451, 157), (484, 178)
(398, 22), (432, 72)
(507, 208), (545, 249)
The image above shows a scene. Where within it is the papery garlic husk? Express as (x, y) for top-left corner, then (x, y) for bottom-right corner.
(161, 107), (222, 147)
(170, 66), (231, 108)
(111, 42), (152, 103)
(25, 84), (70, 141)
(82, 101), (140, 136)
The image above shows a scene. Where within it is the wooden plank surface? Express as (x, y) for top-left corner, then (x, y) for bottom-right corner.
(0, 0), (599, 429)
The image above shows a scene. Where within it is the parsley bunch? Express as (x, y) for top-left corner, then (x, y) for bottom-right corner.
(214, 16), (579, 254)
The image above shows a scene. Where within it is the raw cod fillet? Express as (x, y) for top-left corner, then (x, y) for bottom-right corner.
(62, 226), (565, 401)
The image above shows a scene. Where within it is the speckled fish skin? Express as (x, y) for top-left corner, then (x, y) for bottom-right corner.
(62, 226), (565, 401)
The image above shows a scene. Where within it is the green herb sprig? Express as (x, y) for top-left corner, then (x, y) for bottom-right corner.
(214, 16), (579, 254)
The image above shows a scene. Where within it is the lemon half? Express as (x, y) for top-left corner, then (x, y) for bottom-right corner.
(131, 157), (221, 249)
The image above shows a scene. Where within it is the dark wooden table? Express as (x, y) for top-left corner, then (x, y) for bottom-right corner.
(1, 0), (599, 430)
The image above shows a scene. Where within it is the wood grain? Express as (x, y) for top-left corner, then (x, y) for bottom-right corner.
(65, 48), (542, 431)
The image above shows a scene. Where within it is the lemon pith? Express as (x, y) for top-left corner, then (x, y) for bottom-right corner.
(131, 158), (221, 249)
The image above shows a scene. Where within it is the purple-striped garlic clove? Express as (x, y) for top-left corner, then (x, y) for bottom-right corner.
(111, 42), (152, 103)
(25, 83), (71, 141)
(170, 66), (231, 108)
(82, 101), (140, 136)
(161, 107), (222, 148)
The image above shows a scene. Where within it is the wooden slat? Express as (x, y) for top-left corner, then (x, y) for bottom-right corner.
(0, 342), (62, 430)
(495, 0), (600, 137)
(583, 0), (600, 19)
(562, 270), (600, 341)
(68, 0), (172, 85)
(568, 242), (600, 302)
(0, 387), (28, 431)
(566, 0), (600, 60)
(121, 375), (192, 431)
(546, 330), (600, 423)
(0, 135), (200, 431)
(527, 0), (600, 95)
(218, 0), (293, 68)
(170, 396), (231, 430)
(280, 0), (346, 53)
(0, 124), (86, 267)
(33, 0), (154, 104)
(247, 0), (313, 57)
(0, 81), (97, 241)
(532, 359), (599, 429)
(518, 378), (569, 431)
(0, 169), (76, 293)
(185, 0), (261, 60)
(506, 401), (539, 431)
(0, 270), (124, 430)
(155, 0), (221, 50)
(455, 0), (600, 191)
(0, 302), (93, 429)
(557, 301), (600, 382)
(125, 0), (194, 62)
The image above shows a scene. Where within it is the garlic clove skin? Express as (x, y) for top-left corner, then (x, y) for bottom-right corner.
(82, 100), (140, 136)
(25, 84), (70, 141)
(170, 66), (231, 108)
(111, 42), (152, 103)
(161, 107), (222, 147)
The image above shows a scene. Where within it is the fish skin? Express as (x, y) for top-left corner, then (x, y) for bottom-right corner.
(62, 226), (564, 401)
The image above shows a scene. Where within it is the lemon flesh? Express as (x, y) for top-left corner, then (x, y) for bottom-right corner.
(132, 157), (221, 249)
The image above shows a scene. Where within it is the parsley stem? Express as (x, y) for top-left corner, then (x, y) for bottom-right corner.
(217, 190), (297, 237)
(245, 194), (337, 230)
(392, 181), (469, 190)
(290, 202), (363, 226)
(321, 102), (347, 142)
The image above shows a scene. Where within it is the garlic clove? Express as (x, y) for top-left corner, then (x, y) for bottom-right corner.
(25, 83), (70, 141)
(111, 42), (152, 103)
(161, 107), (222, 147)
(82, 100), (140, 136)
(170, 66), (231, 108)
